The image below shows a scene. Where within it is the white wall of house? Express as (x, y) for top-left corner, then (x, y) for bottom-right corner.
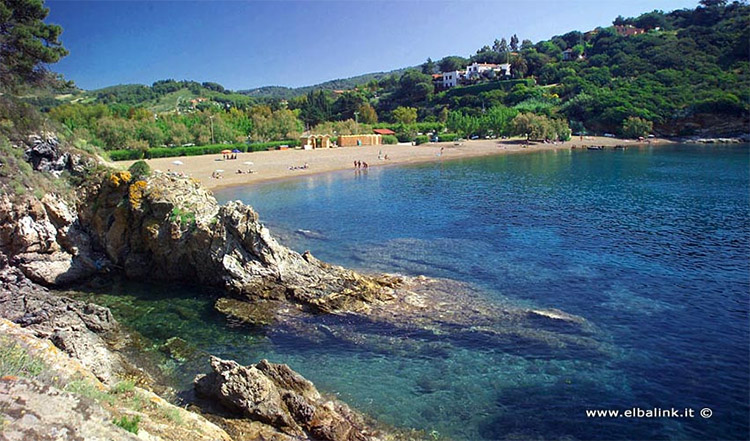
(442, 71), (460, 88)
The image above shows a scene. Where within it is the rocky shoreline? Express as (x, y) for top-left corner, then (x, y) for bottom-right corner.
(0, 134), (607, 440)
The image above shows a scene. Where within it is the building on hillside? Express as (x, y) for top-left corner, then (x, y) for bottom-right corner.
(614, 25), (645, 37)
(338, 134), (381, 147)
(562, 49), (584, 61)
(441, 70), (465, 89)
(300, 134), (332, 149)
(431, 73), (444, 90)
(465, 63), (511, 80)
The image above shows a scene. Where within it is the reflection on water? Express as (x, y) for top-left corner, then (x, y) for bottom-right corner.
(74, 145), (750, 440)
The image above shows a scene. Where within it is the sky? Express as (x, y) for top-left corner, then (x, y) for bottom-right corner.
(46, 0), (700, 91)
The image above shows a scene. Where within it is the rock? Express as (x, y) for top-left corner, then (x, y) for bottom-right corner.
(0, 265), (132, 383)
(0, 377), (140, 441)
(0, 193), (104, 286)
(194, 356), (373, 441)
(78, 172), (396, 313)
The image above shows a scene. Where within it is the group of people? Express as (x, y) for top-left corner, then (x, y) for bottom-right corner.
(236, 169), (255, 174)
(376, 150), (390, 161)
(223, 153), (239, 160)
(354, 160), (369, 169)
(289, 163), (309, 170)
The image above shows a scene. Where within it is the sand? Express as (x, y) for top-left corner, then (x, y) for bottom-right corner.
(120, 136), (672, 191)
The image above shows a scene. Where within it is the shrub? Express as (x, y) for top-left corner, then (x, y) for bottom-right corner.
(108, 149), (143, 161)
(620, 117), (653, 139)
(113, 415), (140, 434)
(65, 380), (115, 405)
(382, 135), (398, 144)
(414, 135), (430, 145)
(437, 133), (459, 142)
(127, 161), (150, 179)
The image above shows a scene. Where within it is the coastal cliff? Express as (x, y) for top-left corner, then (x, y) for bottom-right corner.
(1, 134), (603, 440)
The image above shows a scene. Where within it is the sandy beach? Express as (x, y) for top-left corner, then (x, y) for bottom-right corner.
(120, 136), (672, 191)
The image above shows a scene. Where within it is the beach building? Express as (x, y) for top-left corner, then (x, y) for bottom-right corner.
(338, 134), (382, 147)
(300, 134), (332, 149)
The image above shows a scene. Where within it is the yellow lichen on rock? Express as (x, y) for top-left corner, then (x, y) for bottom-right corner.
(108, 171), (132, 187)
(128, 180), (147, 209)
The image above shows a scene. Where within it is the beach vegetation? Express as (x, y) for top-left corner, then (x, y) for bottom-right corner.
(620, 116), (653, 138)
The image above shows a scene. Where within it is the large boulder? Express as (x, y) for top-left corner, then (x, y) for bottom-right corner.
(194, 356), (373, 441)
(78, 171), (397, 313)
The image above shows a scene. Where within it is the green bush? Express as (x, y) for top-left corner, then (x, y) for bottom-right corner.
(437, 133), (459, 142)
(127, 161), (150, 179)
(381, 135), (398, 144)
(414, 135), (430, 145)
(113, 415), (140, 434)
(110, 380), (136, 395)
(109, 149), (143, 161)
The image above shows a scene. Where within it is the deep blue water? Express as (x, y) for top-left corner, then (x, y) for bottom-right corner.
(78, 144), (750, 440)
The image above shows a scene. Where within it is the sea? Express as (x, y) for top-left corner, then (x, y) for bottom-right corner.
(75, 143), (750, 440)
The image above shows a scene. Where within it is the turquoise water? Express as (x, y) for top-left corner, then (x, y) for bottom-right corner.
(84, 144), (750, 440)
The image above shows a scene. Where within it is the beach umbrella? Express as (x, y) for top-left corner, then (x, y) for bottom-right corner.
(232, 149), (241, 153)
(221, 149), (231, 154)
(172, 160), (183, 165)
(243, 161), (254, 166)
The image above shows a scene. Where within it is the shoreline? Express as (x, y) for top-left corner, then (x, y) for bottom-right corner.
(121, 136), (675, 191)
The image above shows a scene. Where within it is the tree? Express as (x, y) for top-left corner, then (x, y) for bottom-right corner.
(438, 56), (468, 72)
(300, 90), (333, 127)
(421, 57), (437, 75)
(357, 103), (378, 124)
(392, 106), (417, 125)
(0, 0), (68, 89)
(510, 113), (568, 141)
(396, 70), (433, 105)
(620, 116), (652, 138)
(510, 34), (520, 51)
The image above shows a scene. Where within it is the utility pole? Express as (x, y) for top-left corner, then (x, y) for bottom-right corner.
(354, 111), (360, 124)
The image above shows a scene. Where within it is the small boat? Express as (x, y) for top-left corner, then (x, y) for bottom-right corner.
(587, 145), (604, 150)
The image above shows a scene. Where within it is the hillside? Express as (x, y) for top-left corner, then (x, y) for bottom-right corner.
(238, 67), (410, 99)
(32, 1), (750, 154)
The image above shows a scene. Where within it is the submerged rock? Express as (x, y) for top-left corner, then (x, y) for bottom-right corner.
(194, 356), (374, 441)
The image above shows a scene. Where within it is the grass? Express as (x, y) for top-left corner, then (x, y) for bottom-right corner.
(169, 207), (196, 226)
(113, 415), (140, 434)
(0, 338), (46, 379)
(109, 380), (136, 395)
(65, 379), (115, 405)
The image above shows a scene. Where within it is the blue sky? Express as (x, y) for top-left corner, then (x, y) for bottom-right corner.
(47, 0), (699, 91)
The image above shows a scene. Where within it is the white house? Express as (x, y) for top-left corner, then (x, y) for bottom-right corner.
(442, 70), (463, 88)
(465, 62), (511, 80)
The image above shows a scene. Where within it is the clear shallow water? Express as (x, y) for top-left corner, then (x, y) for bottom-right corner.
(81, 144), (749, 440)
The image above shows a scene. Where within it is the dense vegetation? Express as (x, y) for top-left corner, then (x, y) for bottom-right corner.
(8, 0), (748, 163)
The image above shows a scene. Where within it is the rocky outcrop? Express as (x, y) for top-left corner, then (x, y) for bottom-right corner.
(0, 377), (141, 441)
(78, 171), (397, 313)
(0, 263), (133, 383)
(0, 193), (105, 286)
(195, 356), (375, 441)
(0, 318), (233, 441)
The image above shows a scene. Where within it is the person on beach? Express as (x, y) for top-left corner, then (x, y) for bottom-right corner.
(354, 161), (357, 168)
